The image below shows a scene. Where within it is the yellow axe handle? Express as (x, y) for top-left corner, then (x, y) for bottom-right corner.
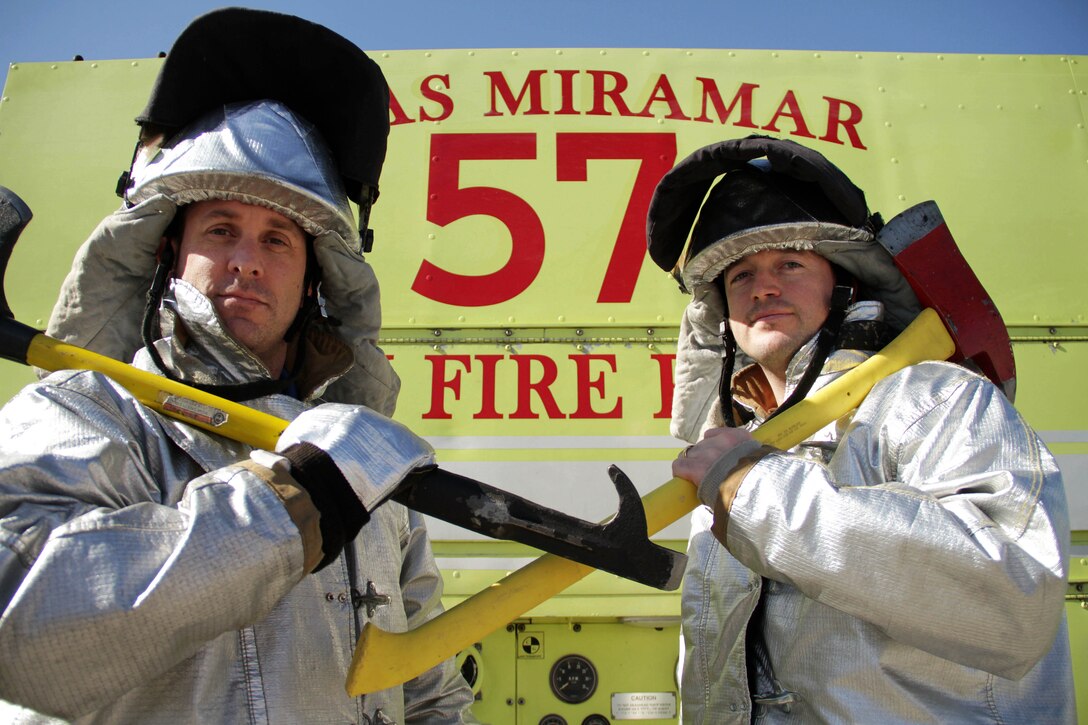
(345, 307), (957, 695)
(27, 333), (286, 450)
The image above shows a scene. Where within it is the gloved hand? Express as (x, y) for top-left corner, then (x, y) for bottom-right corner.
(672, 427), (763, 508)
(277, 403), (434, 509)
(270, 403), (435, 570)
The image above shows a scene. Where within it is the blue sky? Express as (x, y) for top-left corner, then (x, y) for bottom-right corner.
(2, 0), (1086, 93)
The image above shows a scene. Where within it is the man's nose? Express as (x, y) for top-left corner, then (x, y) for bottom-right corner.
(228, 237), (262, 276)
(751, 269), (780, 298)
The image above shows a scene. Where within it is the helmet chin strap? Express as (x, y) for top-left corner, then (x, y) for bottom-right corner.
(717, 283), (856, 426)
(767, 284), (854, 420)
(717, 320), (748, 428)
(139, 241), (306, 402)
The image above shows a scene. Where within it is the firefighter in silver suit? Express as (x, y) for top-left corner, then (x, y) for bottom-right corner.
(650, 135), (1074, 723)
(0, 9), (475, 724)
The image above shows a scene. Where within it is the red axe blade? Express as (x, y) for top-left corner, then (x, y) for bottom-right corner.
(877, 200), (1016, 400)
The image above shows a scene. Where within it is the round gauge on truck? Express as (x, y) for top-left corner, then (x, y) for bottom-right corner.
(549, 654), (599, 704)
(539, 716), (567, 725)
(581, 716), (610, 725)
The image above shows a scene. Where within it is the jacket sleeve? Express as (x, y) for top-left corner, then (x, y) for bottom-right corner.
(397, 510), (479, 723)
(0, 371), (307, 718)
(716, 361), (1069, 680)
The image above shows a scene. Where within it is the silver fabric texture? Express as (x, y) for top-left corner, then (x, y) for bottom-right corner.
(0, 276), (474, 720)
(46, 102), (399, 415)
(277, 403), (436, 512)
(126, 100), (360, 254)
(677, 304), (1075, 723)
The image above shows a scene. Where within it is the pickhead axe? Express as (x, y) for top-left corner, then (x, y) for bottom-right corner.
(878, 200), (1016, 400)
(0, 186), (34, 362)
(0, 185), (685, 591)
(345, 201), (1014, 695)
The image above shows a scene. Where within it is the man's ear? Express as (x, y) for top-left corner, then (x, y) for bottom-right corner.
(303, 236), (320, 298)
(155, 235), (179, 277)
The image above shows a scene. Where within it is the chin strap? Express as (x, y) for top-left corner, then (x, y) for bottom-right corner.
(139, 241), (304, 403)
(766, 284), (854, 421)
(139, 241), (179, 385)
(716, 283), (852, 427)
(716, 280), (896, 427)
(717, 320), (752, 428)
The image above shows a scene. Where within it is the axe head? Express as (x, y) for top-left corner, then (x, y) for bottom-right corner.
(877, 201), (1016, 400)
(0, 186), (34, 321)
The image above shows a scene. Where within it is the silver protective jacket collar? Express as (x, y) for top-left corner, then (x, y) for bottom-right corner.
(126, 100), (361, 254)
(145, 278), (355, 396)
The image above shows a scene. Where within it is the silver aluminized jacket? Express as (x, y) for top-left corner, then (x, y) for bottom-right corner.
(0, 281), (476, 723)
(677, 302), (1075, 723)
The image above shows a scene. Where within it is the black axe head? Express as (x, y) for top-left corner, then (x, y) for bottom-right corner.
(394, 463), (687, 590)
(877, 201), (1016, 400)
(0, 186), (34, 322)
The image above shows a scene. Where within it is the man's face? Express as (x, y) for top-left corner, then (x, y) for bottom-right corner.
(723, 249), (835, 379)
(174, 199), (308, 374)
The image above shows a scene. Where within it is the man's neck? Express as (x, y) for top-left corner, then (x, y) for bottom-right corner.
(257, 344), (288, 380)
(761, 366), (788, 406)
(730, 365), (779, 422)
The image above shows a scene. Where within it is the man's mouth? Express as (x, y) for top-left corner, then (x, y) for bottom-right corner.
(750, 308), (793, 325)
(217, 289), (269, 308)
(216, 285), (267, 302)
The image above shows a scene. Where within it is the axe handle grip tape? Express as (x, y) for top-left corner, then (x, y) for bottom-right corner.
(345, 308), (956, 695)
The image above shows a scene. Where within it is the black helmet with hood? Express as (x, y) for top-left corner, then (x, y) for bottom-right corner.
(125, 6), (388, 248)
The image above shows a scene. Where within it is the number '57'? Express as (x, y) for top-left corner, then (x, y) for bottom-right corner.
(411, 133), (677, 307)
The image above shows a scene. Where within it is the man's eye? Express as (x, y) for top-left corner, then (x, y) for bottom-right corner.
(728, 270), (752, 285)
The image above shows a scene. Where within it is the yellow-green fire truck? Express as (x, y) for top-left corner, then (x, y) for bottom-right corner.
(1, 48), (1085, 723)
